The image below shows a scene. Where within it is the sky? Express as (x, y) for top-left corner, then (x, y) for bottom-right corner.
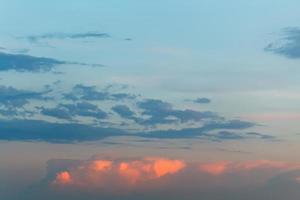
(0, 0), (300, 199)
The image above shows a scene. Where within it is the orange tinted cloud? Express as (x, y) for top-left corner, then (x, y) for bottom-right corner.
(199, 161), (231, 175)
(147, 157), (186, 177)
(51, 156), (300, 190)
(199, 160), (300, 175)
(238, 160), (292, 170)
(54, 171), (72, 185)
(118, 161), (144, 184)
(52, 157), (186, 187)
(90, 160), (112, 171)
(118, 158), (186, 184)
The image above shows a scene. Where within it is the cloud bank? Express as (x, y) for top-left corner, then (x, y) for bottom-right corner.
(20, 156), (300, 200)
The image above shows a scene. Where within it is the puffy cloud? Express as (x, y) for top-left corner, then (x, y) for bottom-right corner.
(40, 102), (108, 120)
(112, 105), (138, 122)
(0, 85), (46, 108)
(137, 99), (219, 125)
(90, 160), (113, 171)
(0, 84), (274, 142)
(22, 156), (300, 200)
(52, 157), (186, 187)
(54, 171), (72, 185)
(64, 84), (136, 101)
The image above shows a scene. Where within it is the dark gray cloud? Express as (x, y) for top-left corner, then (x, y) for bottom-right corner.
(0, 117), (272, 143)
(24, 32), (110, 42)
(209, 131), (275, 141)
(0, 85), (274, 142)
(112, 105), (138, 121)
(0, 119), (129, 143)
(193, 97), (211, 104)
(40, 102), (108, 120)
(0, 85), (47, 108)
(64, 84), (108, 101)
(265, 27), (300, 59)
(0, 52), (66, 72)
(64, 84), (136, 101)
(137, 99), (219, 125)
(0, 52), (103, 72)
(139, 120), (258, 139)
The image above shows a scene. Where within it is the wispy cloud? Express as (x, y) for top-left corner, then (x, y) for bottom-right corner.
(0, 119), (129, 143)
(64, 84), (136, 101)
(0, 118), (273, 143)
(265, 27), (300, 59)
(0, 52), (66, 72)
(137, 99), (219, 125)
(24, 32), (111, 43)
(40, 102), (108, 120)
(139, 120), (266, 140)
(0, 52), (103, 72)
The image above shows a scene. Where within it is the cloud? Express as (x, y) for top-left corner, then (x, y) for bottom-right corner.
(24, 32), (110, 42)
(46, 156), (186, 188)
(138, 120), (267, 140)
(0, 86), (49, 117)
(0, 117), (272, 143)
(112, 105), (138, 121)
(53, 171), (72, 185)
(0, 119), (129, 143)
(64, 84), (136, 101)
(198, 160), (299, 176)
(21, 156), (300, 200)
(137, 99), (219, 125)
(52, 157), (185, 186)
(40, 102), (108, 120)
(193, 97), (211, 104)
(246, 132), (276, 140)
(199, 161), (230, 175)
(0, 52), (103, 72)
(0, 84), (274, 142)
(0, 52), (66, 72)
(0, 85), (47, 108)
(265, 27), (300, 59)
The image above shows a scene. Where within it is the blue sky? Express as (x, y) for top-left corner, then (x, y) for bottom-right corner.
(1, 1), (300, 199)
